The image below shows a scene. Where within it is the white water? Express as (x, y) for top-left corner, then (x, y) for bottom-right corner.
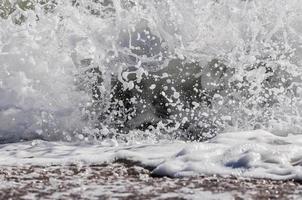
(1, 130), (302, 181)
(1, 0), (302, 180)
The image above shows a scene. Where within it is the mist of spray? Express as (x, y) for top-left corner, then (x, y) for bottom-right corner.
(0, 0), (302, 143)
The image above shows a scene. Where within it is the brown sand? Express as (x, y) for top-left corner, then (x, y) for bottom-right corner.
(0, 161), (301, 199)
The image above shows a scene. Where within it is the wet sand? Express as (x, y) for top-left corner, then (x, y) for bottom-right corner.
(0, 161), (301, 199)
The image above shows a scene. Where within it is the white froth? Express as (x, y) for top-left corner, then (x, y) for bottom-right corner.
(1, 130), (302, 180)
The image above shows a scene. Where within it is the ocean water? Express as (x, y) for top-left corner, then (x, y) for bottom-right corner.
(1, 130), (302, 181)
(1, 0), (302, 180)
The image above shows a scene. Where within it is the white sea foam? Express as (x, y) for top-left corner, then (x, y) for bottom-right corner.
(1, 130), (302, 180)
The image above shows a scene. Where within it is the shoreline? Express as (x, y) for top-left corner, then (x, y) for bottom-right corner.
(1, 162), (301, 199)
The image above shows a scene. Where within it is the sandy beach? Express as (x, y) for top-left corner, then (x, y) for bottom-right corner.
(1, 161), (301, 200)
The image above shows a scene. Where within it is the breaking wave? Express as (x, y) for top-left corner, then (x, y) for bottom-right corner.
(0, 0), (302, 143)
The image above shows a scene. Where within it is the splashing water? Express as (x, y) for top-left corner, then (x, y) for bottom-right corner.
(0, 0), (302, 143)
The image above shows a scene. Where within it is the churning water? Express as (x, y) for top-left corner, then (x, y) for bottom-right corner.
(1, 0), (302, 143)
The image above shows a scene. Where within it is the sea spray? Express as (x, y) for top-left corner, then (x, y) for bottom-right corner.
(0, 0), (302, 143)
